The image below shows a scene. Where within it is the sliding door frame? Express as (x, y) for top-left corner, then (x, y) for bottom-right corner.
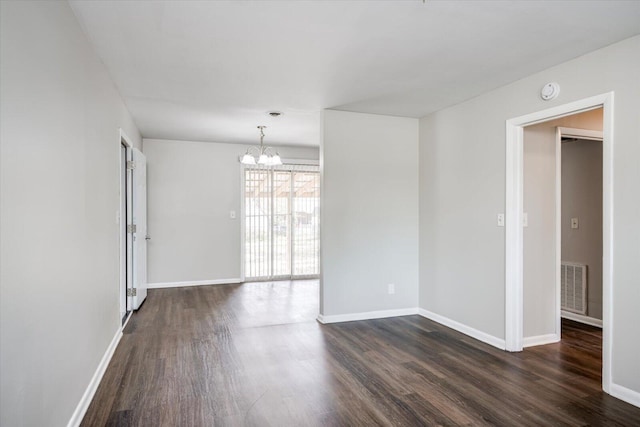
(240, 158), (320, 282)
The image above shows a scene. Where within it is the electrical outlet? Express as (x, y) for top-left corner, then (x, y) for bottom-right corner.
(497, 213), (505, 227)
(388, 283), (395, 295)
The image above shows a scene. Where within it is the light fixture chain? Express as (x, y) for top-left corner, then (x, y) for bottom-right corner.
(258, 125), (266, 153)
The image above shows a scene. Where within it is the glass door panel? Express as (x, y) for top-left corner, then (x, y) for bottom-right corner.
(272, 171), (291, 277)
(245, 169), (271, 278)
(292, 172), (320, 276)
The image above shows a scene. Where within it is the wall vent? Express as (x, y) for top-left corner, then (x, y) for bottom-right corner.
(561, 262), (587, 315)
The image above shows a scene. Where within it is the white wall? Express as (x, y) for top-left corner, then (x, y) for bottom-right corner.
(523, 109), (603, 339)
(419, 35), (640, 397)
(143, 139), (318, 284)
(0, 2), (141, 426)
(321, 110), (419, 318)
(562, 139), (603, 320)
(522, 125), (557, 339)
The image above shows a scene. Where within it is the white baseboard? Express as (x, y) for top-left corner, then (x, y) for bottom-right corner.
(67, 327), (123, 427)
(417, 308), (506, 350)
(610, 382), (640, 408)
(523, 333), (560, 348)
(317, 307), (418, 324)
(561, 310), (603, 328)
(146, 278), (242, 289)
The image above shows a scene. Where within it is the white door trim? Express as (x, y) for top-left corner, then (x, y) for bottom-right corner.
(557, 127), (604, 141)
(504, 92), (613, 395)
(131, 147), (148, 309)
(554, 126), (562, 345)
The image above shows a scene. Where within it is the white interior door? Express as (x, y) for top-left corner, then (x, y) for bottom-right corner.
(120, 143), (131, 322)
(132, 148), (147, 309)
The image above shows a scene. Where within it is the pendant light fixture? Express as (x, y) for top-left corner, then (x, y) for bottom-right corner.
(240, 126), (282, 166)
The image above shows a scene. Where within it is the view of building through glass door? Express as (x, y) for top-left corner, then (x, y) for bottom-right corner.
(244, 164), (320, 280)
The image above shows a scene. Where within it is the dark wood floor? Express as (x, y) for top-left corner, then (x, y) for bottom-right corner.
(82, 281), (640, 426)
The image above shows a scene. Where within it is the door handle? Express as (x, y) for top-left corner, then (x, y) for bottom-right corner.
(145, 235), (151, 241)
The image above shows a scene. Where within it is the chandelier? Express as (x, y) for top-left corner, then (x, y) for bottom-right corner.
(240, 126), (282, 166)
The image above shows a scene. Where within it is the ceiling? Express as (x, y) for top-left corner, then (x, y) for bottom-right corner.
(69, 1), (640, 147)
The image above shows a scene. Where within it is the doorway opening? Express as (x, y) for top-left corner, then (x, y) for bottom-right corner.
(557, 128), (603, 329)
(522, 116), (603, 347)
(242, 163), (320, 281)
(504, 93), (613, 393)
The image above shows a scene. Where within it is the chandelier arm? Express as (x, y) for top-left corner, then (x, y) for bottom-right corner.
(246, 146), (261, 155)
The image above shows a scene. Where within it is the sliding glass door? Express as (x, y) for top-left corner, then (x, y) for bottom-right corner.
(244, 164), (319, 280)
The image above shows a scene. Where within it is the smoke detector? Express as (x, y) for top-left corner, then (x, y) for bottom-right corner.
(540, 82), (560, 101)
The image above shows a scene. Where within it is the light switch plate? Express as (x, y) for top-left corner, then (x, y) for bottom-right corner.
(230, 210), (237, 219)
(523, 212), (528, 227)
(497, 214), (505, 227)
(571, 217), (579, 229)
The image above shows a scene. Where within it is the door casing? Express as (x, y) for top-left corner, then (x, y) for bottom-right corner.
(504, 92), (613, 394)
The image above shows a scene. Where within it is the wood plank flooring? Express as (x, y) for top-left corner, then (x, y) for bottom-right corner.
(81, 281), (640, 426)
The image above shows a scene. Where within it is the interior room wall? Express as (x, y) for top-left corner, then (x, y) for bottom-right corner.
(321, 110), (419, 318)
(522, 125), (557, 339)
(522, 109), (603, 340)
(143, 139), (318, 284)
(418, 35), (639, 396)
(0, 2), (142, 426)
(562, 139), (603, 320)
